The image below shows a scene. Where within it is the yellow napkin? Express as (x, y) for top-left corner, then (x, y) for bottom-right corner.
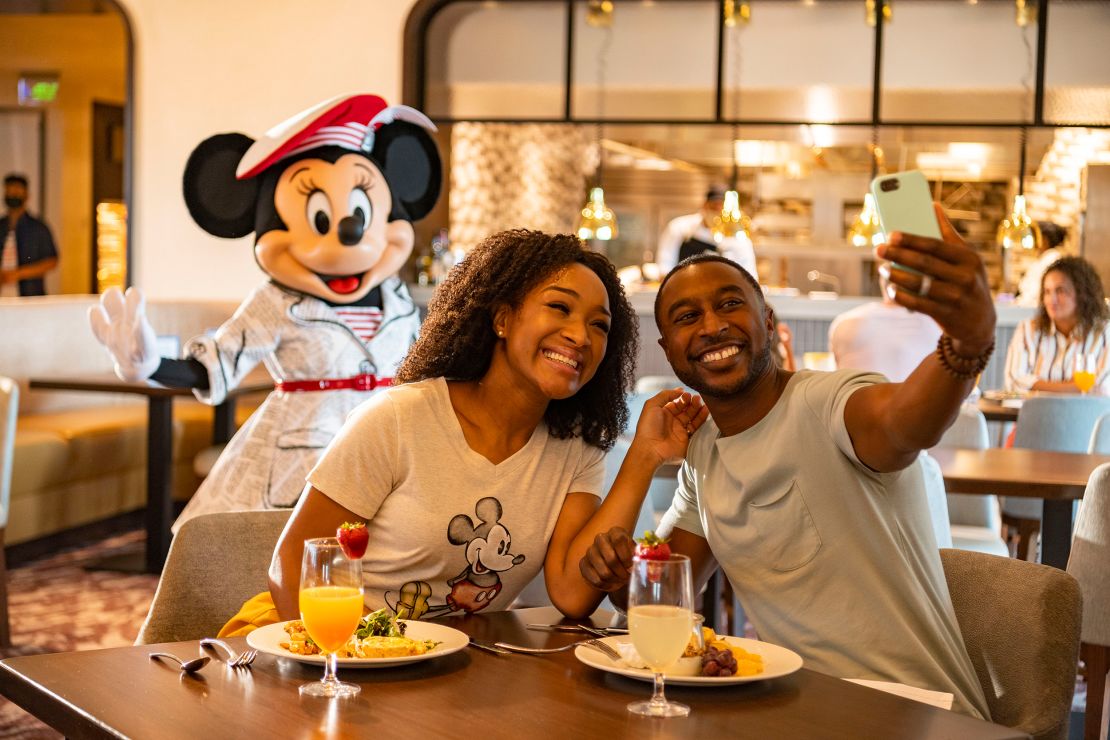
(218, 591), (280, 637)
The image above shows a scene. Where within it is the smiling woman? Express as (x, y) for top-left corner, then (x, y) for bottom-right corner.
(1005, 255), (1110, 396)
(259, 228), (709, 631)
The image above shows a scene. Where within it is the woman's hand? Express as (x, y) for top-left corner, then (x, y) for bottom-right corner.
(629, 388), (708, 467)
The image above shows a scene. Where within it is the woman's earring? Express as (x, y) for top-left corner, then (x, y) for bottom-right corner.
(496, 329), (505, 338)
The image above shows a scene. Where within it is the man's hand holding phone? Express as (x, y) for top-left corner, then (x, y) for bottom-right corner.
(876, 202), (996, 360)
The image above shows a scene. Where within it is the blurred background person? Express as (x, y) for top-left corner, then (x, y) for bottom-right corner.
(1, 173), (57, 297)
(828, 271), (941, 383)
(1005, 255), (1110, 395)
(1015, 221), (1067, 308)
(770, 312), (797, 372)
(656, 185), (757, 280)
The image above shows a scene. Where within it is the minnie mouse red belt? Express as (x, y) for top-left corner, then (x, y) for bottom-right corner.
(275, 374), (393, 393)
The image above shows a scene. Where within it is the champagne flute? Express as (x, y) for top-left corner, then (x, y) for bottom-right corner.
(298, 537), (364, 698)
(626, 554), (695, 718)
(1074, 355), (1096, 395)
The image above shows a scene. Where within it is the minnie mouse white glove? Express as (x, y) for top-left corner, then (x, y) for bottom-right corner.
(88, 287), (161, 381)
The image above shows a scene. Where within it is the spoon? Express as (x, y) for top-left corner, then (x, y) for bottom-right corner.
(149, 652), (211, 673)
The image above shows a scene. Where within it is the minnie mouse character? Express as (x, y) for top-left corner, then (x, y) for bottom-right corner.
(89, 94), (441, 527)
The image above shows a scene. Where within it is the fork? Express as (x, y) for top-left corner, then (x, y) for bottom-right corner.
(493, 638), (622, 661)
(200, 638), (258, 667)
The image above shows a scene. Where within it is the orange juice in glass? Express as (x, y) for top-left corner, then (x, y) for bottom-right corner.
(298, 538), (364, 697)
(1075, 356), (1096, 395)
(300, 585), (363, 654)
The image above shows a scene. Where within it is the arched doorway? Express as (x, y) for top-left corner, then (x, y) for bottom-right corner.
(0, 0), (133, 295)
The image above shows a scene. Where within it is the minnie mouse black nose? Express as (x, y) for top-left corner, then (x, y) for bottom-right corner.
(337, 216), (365, 246)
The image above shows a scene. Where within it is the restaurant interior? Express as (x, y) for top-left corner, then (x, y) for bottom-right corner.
(0, 0), (1109, 737)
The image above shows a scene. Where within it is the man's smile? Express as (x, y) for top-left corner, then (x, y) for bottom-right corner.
(694, 342), (745, 367)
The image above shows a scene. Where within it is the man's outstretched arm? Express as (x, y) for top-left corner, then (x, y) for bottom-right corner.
(845, 204), (996, 473)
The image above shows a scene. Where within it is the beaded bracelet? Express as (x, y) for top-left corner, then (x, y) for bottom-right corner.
(936, 334), (995, 380)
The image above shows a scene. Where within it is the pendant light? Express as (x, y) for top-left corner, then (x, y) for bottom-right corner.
(711, 3), (752, 245)
(847, 133), (884, 248)
(997, 127), (1042, 252)
(577, 186), (618, 241)
(577, 15), (617, 242)
(996, 22), (1042, 290)
(711, 127), (753, 244)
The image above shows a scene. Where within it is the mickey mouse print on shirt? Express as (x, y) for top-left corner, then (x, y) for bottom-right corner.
(88, 94), (442, 529)
(386, 497), (526, 619)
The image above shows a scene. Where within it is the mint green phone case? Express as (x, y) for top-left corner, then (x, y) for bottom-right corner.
(870, 170), (940, 240)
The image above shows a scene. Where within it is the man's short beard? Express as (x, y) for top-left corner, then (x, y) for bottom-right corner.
(674, 341), (775, 399)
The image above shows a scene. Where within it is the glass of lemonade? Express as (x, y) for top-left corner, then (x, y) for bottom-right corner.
(1074, 356), (1096, 395)
(298, 537), (364, 698)
(626, 554), (695, 717)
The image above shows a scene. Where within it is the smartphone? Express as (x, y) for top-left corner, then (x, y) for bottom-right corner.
(870, 170), (940, 292)
(870, 170), (940, 242)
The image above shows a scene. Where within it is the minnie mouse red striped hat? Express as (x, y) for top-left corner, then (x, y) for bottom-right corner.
(235, 93), (435, 180)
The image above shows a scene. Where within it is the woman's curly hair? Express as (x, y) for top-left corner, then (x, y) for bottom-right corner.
(396, 229), (638, 450)
(1035, 255), (1109, 337)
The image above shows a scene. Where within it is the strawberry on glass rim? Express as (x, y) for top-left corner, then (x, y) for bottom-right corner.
(337, 521), (369, 560)
(634, 530), (672, 561)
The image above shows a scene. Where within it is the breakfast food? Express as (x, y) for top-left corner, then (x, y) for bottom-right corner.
(689, 625), (764, 678)
(280, 608), (439, 659)
(337, 521), (369, 559)
(615, 621), (765, 678)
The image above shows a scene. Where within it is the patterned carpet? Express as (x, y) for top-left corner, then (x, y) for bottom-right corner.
(0, 530), (158, 739)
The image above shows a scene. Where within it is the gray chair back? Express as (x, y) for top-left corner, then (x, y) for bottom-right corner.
(1005, 395), (1110, 519)
(918, 452), (954, 548)
(940, 548), (1082, 740)
(933, 404), (1002, 531)
(1089, 412), (1110, 454)
(0, 376), (15, 532)
(135, 509), (291, 645)
(0, 376), (16, 646)
(1068, 462), (1110, 647)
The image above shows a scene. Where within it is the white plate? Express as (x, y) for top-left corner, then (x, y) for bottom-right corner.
(575, 635), (803, 686)
(246, 619), (469, 668)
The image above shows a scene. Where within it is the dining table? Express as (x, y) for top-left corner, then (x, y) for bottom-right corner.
(29, 372), (272, 573)
(932, 446), (1110, 569)
(0, 607), (1028, 739)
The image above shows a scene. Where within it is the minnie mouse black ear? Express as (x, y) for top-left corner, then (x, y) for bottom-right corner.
(371, 121), (442, 222)
(182, 133), (259, 238)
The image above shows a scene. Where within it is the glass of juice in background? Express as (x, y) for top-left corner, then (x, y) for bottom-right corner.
(626, 554), (695, 718)
(1074, 355), (1096, 395)
(298, 537), (364, 697)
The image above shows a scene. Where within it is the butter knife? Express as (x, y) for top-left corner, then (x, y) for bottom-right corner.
(526, 623), (628, 635)
(468, 638), (511, 655)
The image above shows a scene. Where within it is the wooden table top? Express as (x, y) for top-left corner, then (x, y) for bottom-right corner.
(932, 446), (1110, 499)
(0, 608), (1026, 740)
(30, 372), (273, 398)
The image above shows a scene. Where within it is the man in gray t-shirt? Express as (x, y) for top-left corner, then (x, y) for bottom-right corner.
(581, 205), (997, 720)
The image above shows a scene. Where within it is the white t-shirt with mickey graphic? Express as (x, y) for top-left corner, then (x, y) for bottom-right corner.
(308, 376), (605, 619)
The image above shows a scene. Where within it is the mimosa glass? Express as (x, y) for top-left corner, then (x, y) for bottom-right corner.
(626, 554), (695, 718)
(298, 537), (364, 697)
(1074, 356), (1096, 395)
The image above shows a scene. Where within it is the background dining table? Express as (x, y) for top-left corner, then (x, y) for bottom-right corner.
(932, 446), (1110, 568)
(0, 607), (1028, 739)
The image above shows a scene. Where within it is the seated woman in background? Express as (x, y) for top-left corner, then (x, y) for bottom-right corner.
(1005, 255), (1110, 395)
(260, 229), (706, 626)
